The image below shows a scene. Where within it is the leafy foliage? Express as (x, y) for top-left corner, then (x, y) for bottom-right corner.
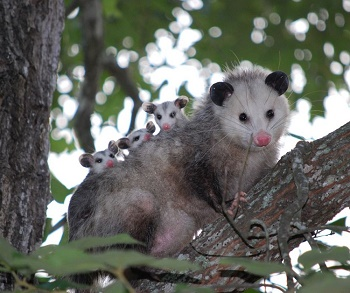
(0, 235), (199, 292)
(219, 245), (350, 292)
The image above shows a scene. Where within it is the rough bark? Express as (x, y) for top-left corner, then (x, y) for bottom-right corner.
(136, 121), (350, 292)
(0, 0), (64, 290)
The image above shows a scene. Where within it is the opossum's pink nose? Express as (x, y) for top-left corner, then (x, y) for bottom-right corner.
(106, 160), (114, 168)
(162, 123), (171, 131)
(254, 131), (271, 147)
(143, 133), (151, 141)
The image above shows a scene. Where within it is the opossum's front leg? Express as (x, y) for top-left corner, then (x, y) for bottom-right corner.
(227, 191), (247, 216)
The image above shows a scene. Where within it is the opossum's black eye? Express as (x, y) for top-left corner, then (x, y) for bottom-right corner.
(239, 113), (248, 122)
(109, 154), (115, 158)
(95, 158), (102, 163)
(133, 136), (140, 142)
(266, 109), (274, 119)
(156, 114), (162, 120)
(170, 111), (176, 118)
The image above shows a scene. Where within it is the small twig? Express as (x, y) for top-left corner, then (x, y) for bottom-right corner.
(292, 222), (328, 274)
(249, 219), (270, 262)
(211, 280), (287, 293)
(221, 135), (254, 248)
(110, 268), (136, 293)
(221, 167), (254, 249)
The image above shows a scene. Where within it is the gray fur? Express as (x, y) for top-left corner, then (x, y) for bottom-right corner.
(68, 66), (290, 259)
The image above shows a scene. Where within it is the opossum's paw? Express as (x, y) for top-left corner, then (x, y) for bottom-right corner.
(227, 191), (247, 216)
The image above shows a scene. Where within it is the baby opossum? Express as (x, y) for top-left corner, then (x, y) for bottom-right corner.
(68, 66), (290, 267)
(79, 140), (120, 174)
(117, 121), (156, 150)
(142, 96), (189, 131)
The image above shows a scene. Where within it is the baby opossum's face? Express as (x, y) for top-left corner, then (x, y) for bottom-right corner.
(128, 129), (152, 149)
(79, 150), (117, 174)
(211, 70), (290, 151)
(154, 103), (179, 131)
(93, 150), (116, 172)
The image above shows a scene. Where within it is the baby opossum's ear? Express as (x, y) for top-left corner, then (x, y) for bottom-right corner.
(146, 121), (156, 134)
(210, 82), (234, 106)
(142, 102), (157, 114)
(174, 96), (189, 109)
(265, 71), (289, 95)
(108, 140), (120, 155)
(117, 138), (131, 149)
(79, 154), (94, 168)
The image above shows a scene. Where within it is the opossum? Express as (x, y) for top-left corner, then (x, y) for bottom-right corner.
(79, 140), (120, 174)
(68, 65), (290, 266)
(117, 121), (156, 150)
(142, 96), (189, 131)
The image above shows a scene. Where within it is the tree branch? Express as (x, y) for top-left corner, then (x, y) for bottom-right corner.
(73, 0), (103, 152)
(102, 53), (142, 134)
(135, 121), (350, 291)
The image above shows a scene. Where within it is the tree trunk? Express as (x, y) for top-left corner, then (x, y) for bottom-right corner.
(136, 121), (350, 292)
(0, 0), (64, 290)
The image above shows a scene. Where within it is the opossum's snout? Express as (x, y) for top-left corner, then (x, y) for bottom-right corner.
(143, 133), (152, 141)
(106, 160), (114, 168)
(253, 130), (271, 147)
(162, 123), (171, 131)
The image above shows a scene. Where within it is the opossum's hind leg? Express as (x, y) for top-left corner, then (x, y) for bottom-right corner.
(114, 188), (159, 254)
(150, 211), (196, 257)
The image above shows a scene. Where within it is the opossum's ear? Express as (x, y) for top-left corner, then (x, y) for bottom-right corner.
(142, 102), (157, 114)
(108, 140), (120, 155)
(265, 71), (289, 95)
(79, 154), (94, 168)
(174, 96), (189, 109)
(210, 82), (234, 106)
(146, 121), (156, 134)
(117, 138), (131, 149)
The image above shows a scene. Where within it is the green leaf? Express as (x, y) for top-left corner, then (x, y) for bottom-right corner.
(327, 217), (347, 227)
(103, 281), (128, 293)
(220, 257), (293, 276)
(298, 246), (350, 272)
(36, 278), (88, 291)
(326, 217), (347, 234)
(29, 246), (103, 276)
(42, 217), (54, 243)
(65, 234), (143, 250)
(92, 250), (199, 272)
(50, 172), (73, 203)
(175, 283), (214, 293)
(300, 272), (350, 293)
(0, 237), (24, 265)
(102, 0), (122, 19)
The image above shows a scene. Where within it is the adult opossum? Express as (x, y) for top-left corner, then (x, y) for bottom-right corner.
(68, 66), (290, 260)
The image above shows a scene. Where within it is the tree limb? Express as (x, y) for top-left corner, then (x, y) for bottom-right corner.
(73, 0), (103, 153)
(136, 121), (350, 291)
(102, 53), (142, 134)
